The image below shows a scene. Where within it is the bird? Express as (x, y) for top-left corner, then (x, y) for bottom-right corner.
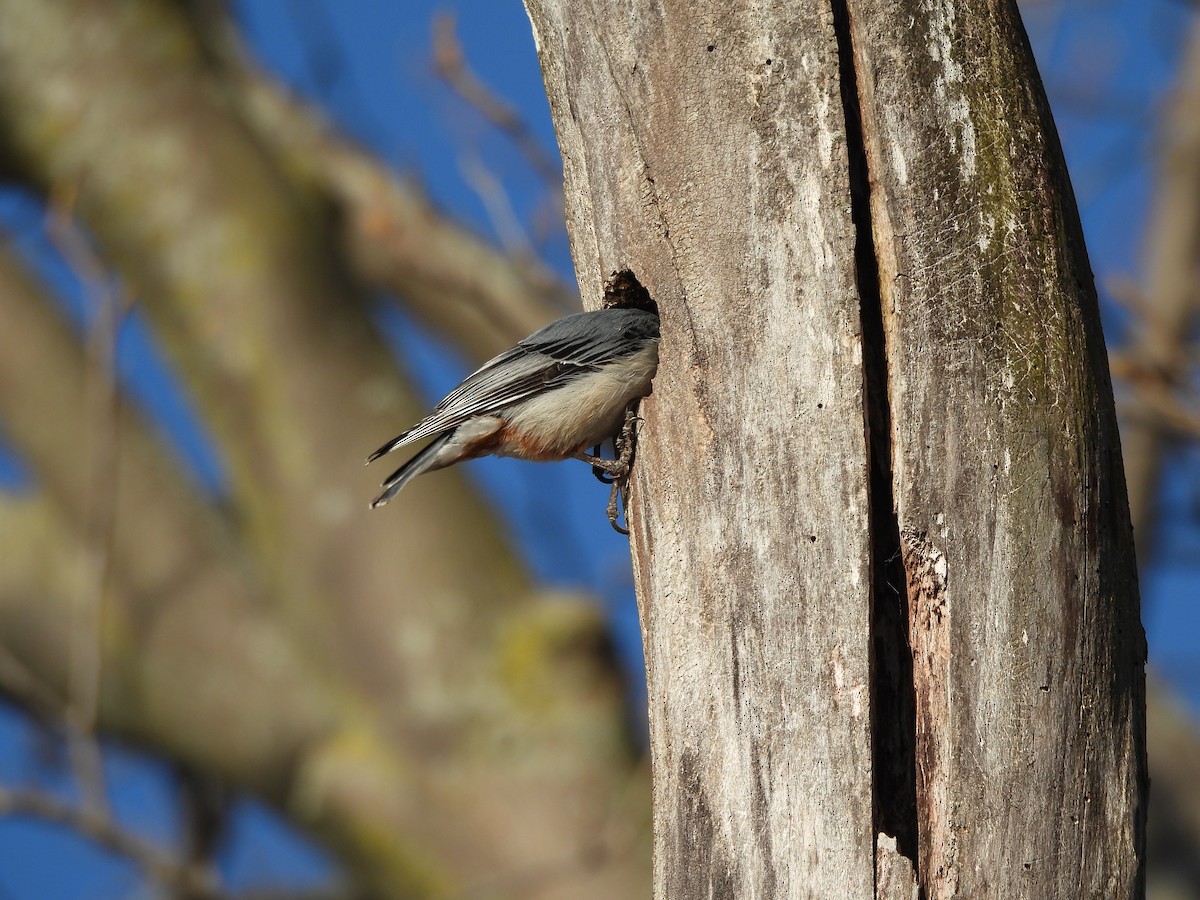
(366, 308), (660, 521)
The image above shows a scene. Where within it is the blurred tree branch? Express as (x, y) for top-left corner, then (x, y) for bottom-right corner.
(1147, 676), (1200, 897)
(1121, 17), (1200, 560)
(1108, 15), (1200, 899)
(0, 782), (221, 898)
(191, 0), (575, 362)
(0, 1), (648, 897)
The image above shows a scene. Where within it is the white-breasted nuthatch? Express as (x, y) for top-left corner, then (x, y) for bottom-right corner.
(366, 308), (659, 512)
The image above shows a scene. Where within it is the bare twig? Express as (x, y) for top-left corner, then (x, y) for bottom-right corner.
(459, 153), (536, 258)
(44, 180), (135, 819)
(0, 784), (224, 897)
(177, 765), (230, 875)
(432, 12), (562, 189)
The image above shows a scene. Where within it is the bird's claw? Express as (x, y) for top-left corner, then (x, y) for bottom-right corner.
(607, 480), (629, 534)
(606, 404), (642, 534)
(590, 444), (618, 483)
(576, 404), (642, 533)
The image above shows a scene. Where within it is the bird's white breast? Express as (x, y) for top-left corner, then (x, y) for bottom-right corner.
(503, 342), (658, 457)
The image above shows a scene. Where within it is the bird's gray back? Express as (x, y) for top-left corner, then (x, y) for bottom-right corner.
(395, 309), (659, 447)
(518, 309), (659, 367)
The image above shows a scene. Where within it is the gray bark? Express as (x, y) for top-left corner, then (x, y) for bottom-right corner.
(525, 0), (1146, 897)
(525, 2), (876, 896)
(848, 2), (1145, 895)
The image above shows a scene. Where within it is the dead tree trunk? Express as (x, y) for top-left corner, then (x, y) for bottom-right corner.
(524, 1), (1147, 897)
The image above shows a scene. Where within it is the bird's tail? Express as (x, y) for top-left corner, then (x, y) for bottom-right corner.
(369, 432), (454, 509)
(366, 424), (418, 466)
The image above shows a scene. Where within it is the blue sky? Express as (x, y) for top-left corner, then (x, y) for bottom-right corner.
(0, 1), (1195, 895)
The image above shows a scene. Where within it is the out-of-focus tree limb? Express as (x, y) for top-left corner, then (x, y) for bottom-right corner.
(0, 0), (515, 697)
(193, 2), (574, 362)
(0, 780), (221, 898)
(228, 69), (575, 359)
(1109, 18), (1200, 899)
(0, 246), (332, 774)
(0, 487), (438, 899)
(0, 246), (421, 892)
(1121, 17), (1200, 561)
(1146, 676), (1200, 897)
(0, 1), (648, 895)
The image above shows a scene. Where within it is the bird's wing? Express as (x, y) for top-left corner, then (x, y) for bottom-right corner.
(517, 310), (656, 367)
(414, 351), (592, 440)
(434, 311), (650, 417)
(367, 347), (596, 463)
(366, 311), (655, 464)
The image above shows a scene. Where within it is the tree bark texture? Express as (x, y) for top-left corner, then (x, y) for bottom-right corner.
(525, 0), (1146, 897)
(526, 3), (877, 896)
(847, 2), (1146, 896)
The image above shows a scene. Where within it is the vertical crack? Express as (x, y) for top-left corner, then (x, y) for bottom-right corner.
(830, 0), (920, 869)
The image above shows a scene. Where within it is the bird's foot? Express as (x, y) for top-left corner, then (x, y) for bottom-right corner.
(607, 478), (629, 535)
(575, 404), (642, 534)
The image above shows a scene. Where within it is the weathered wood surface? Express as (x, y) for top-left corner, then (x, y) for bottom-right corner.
(524, 3), (876, 897)
(846, 0), (1146, 895)
(525, 0), (1146, 896)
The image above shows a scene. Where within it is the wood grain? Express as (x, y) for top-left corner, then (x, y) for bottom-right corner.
(525, 2), (877, 896)
(526, 0), (1146, 896)
(847, 0), (1147, 895)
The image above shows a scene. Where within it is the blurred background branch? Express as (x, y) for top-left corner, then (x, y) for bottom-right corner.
(191, 0), (574, 360)
(0, 0), (644, 897)
(1120, 16), (1200, 562)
